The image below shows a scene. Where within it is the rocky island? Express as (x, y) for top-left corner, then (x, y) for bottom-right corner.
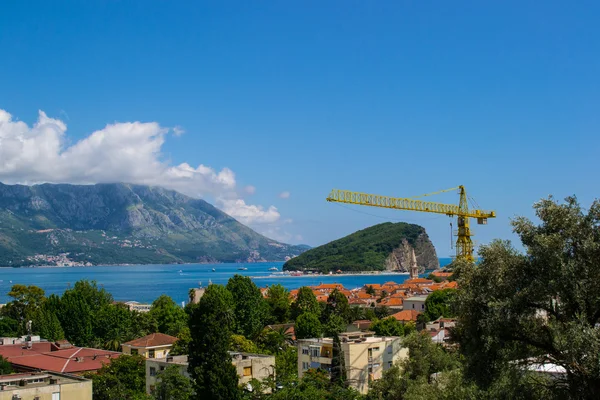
(283, 222), (439, 273)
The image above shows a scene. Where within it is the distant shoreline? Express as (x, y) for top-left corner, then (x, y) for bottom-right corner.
(252, 271), (418, 279)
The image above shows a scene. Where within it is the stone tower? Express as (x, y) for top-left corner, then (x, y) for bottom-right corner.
(409, 248), (419, 280)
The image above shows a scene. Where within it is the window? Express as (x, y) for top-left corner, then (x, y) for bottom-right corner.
(150, 367), (156, 376)
(387, 361), (393, 369)
(131, 349), (138, 355)
(310, 348), (319, 357)
(149, 349), (156, 358)
(302, 362), (310, 371)
(412, 304), (415, 309)
(159, 366), (165, 371)
(243, 366), (252, 376)
(421, 304), (425, 310)
(52, 393), (60, 400)
(371, 347), (380, 352)
(387, 346), (392, 354)
(302, 347), (309, 355)
(373, 363), (380, 368)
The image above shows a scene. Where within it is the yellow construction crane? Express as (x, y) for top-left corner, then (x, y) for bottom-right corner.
(326, 186), (496, 262)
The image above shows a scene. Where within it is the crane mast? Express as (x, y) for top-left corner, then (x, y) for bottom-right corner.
(326, 185), (496, 262)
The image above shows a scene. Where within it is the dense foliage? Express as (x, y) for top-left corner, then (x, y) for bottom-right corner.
(283, 222), (426, 272)
(454, 196), (600, 398)
(188, 284), (241, 400)
(87, 354), (149, 400)
(422, 288), (456, 321)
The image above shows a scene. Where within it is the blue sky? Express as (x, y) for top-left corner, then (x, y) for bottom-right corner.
(0, 1), (598, 256)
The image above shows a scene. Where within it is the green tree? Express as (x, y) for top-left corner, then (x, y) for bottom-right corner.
(0, 317), (19, 337)
(153, 364), (193, 400)
(323, 288), (351, 323)
(423, 288), (456, 322)
(426, 273), (443, 283)
(265, 284), (291, 324)
(94, 304), (134, 350)
(188, 284), (241, 400)
(371, 317), (405, 337)
(227, 275), (268, 339)
(330, 331), (347, 386)
(149, 295), (188, 336)
(230, 334), (259, 353)
(32, 307), (64, 341)
(365, 285), (376, 296)
(3, 284), (46, 330)
(58, 291), (93, 346)
(453, 196), (600, 398)
(69, 280), (113, 313)
(0, 356), (12, 375)
(401, 331), (459, 382)
(291, 287), (321, 320)
(295, 313), (322, 339)
(323, 313), (346, 337)
(170, 326), (191, 356)
(275, 346), (298, 386)
(88, 354), (148, 400)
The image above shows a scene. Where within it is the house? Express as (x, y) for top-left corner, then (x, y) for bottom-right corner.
(0, 372), (92, 400)
(297, 331), (408, 394)
(145, 352), (276, 395)
(122, 333), (178, 359)
(403, 296), (428, 312)
(0, 340), (121, 375)
(390, 309), (421, 323)
(122, 301), (152, 313)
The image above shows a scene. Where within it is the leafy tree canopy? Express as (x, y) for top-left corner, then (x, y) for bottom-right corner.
(153, 364), (193, 400)
(454, 196), (600, 398)
(423, 288), (456, 322)
(295, 313), (322, 340)
(291, 287), (320, 320)
(265, 284), (291, 324)
(227, 275), (268, 339)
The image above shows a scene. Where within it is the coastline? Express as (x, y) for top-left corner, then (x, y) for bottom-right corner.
(251, 271), (414, 279)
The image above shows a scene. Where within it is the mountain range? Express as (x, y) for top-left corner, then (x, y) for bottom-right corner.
(0, 182), (308, 267)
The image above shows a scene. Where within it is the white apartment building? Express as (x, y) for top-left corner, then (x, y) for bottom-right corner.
(297, 331), (408, 394)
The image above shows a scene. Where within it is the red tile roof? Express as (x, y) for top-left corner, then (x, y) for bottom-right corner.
(122, 333), (178, 348)
(390, 309), (421, 322)
(0, 342), (121, 374)
(405, 278), (434, 285)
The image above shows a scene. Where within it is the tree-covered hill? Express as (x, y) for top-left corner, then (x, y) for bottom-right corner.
(0, 182), (307, 266)
(283, 222), (439, 273)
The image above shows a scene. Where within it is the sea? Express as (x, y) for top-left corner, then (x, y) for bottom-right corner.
(0, 258), (453, 305)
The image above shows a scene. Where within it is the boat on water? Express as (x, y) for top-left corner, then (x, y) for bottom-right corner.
(212, 268), (216, 272)
(178, 270), (183, 273)
(238, 267), (248, 271)
(268, 267), (278, 271)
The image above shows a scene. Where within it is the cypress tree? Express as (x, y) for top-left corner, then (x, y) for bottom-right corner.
(188, 285), (241, 400)
(330, 331), (347, 387)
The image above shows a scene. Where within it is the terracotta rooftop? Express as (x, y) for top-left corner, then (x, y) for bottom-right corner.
(0, 341), (121, 374)
(122, 333), (178, 348)
(390, 309), (422, 322)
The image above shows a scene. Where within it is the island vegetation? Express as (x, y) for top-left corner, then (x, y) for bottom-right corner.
(283, 222), (435, 272)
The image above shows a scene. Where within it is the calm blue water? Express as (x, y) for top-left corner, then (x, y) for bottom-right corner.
(0, 258), (452, 304)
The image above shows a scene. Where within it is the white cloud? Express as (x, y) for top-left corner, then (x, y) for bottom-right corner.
(172, 126), (185, 136)
(244, 185), (256, 195)
(219, 199), (280, 225)
(279, 191), (290, 199)
(0, 109), (280, 226)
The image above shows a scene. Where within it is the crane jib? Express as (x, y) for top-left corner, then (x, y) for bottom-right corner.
(327, 187), (496, 263)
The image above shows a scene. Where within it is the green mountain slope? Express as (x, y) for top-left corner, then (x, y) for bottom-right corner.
(0, 182), (308, 267)
(283, 222), (439, 273)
